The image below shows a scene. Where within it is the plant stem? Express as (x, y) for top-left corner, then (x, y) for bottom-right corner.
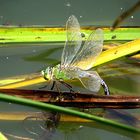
(0, 93), (140, 133)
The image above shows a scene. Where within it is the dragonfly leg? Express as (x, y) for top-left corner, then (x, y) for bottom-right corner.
(51, 81), (56, 90)
(59, 80), (74, 93)
(54, 81), (61, 93)
(100, 79), (110, 95)
(49, 81), (63, 101)
(50, 80), (75, 100)
(59, 80), (76, 100)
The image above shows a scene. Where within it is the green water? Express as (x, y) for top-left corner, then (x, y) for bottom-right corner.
(0, 0), (140, 139)
(0, 43), (139, 140)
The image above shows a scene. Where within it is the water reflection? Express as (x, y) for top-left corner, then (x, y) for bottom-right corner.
(23, 111), (60, 140)
(0, 108), (140, 140)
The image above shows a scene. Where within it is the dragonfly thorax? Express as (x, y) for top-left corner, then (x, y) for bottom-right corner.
(42, 64), (69, 81)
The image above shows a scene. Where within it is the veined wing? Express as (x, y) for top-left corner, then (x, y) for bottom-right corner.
(61, 15), (82, 67)
(67, 68), (101, 92)
(79, 70), (101, 92)
(71, 29), (104, 70)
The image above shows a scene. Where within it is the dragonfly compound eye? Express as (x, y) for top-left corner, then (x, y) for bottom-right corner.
(41, 68), (52, 80)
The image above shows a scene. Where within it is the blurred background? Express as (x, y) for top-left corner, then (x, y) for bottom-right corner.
(0, 0), (139, 26)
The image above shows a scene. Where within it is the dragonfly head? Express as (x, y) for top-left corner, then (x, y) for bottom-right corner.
(41, 67), (52, 80)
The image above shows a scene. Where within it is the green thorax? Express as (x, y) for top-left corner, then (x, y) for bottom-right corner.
(52, 64), (69, 80)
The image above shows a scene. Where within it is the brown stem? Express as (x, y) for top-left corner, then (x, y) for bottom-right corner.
(0, 89), (140, 109)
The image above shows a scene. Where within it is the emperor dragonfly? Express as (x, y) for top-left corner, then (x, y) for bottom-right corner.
(42, 15), (110, 95)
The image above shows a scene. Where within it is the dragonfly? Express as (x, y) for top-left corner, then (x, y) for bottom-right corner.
(42, 15), (110, 95)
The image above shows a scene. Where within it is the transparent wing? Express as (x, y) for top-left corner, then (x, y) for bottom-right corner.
(61, 15), (82, 67)
(71, 29), (104, 70)
(78, 70), (101, 92)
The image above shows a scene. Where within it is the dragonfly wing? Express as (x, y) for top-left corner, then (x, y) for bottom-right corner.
(67, 68), (101, 92)
(71, 29), (104, 70)
(78, 70), (101, 92)
(61, 15), (82, 67)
